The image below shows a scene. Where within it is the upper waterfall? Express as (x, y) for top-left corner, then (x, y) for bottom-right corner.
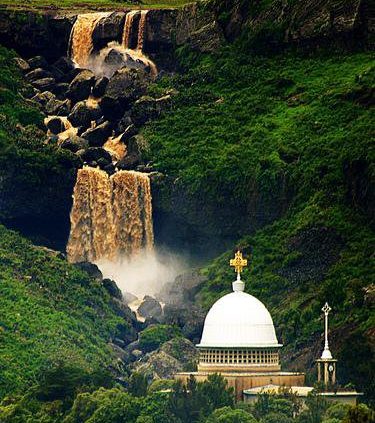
(68, 10), (157, 78)
(69, 13), (110, 68)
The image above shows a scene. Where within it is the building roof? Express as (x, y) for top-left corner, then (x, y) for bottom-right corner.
(243, 385), (363, 398)
(197, 282), (281, 348)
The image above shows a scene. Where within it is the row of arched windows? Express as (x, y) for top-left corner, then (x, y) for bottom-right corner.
(199, 349), (279, 365)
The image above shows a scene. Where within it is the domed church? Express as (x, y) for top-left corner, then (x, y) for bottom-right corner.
(175, 251), (305, 400)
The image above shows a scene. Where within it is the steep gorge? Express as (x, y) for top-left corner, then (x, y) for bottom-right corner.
(0, 0), (373, 402)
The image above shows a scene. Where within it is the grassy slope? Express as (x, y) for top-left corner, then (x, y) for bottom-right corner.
(0, 224), (123, 398)
(0, 0), (191, 11)
(145, 47), (374, 396)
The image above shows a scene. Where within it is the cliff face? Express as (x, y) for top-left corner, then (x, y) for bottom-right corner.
(0, 0), (371, 67)
(213, 0), (372, 47)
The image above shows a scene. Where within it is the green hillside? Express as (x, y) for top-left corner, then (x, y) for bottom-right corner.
(145, 46), (375, 397)
(0, 224), (124, 398)
(0, 0), (191, 11)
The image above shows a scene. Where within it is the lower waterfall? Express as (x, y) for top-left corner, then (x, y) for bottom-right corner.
(67, 167), (154, 264)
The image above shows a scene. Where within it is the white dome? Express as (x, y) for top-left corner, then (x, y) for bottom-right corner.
(198, 289), (281, 348)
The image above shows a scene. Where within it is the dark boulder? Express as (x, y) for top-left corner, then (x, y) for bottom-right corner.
(131, 95), (171, 126)
(13, 57), (30, 73)
(78, 147), (112, 165)
(103, 163), (116, 175)
(45, 98), (71, 116)
(67, 69), (95, 103)
(32, 77), (56, 92)
(74, 261), (103, 281)
(46, 117), (66, 134)
(117, 134), (144, 170)
(118, 125), (138, 143)
(92, 12), (126, 48)
(53, 56), (75, 74)
(31, 91), (55, 108)
(99, 96), (122, 120)
(160, 337), (198, 366)
(115, 115), (136, 136)
(109, 342), (130, 363)
(138, 296), (163, 321)
(102, 278), (123, 299)
(163, 303), (204, 343)
(117, 153), (141, 170)
(65, 67), (82, 84)
(27, 55), (48, 70)
(25, 68), (53, 82)
(111, 298), (137, 324)
(132, 350), (182, 379)
(101, 68), (148, 118)
(81, 121), (112, 147)
(92, 76), (109, 98)
(123, 292), (138, 304)
(68, 100), (102, 128)
(49, 65), (65, 83)
(102, 48), (150, 76)
(53, 82), (70, 98)
(60, 136), (88, 153)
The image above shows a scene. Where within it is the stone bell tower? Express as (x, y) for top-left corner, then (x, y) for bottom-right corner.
(316, 302), (337, 387)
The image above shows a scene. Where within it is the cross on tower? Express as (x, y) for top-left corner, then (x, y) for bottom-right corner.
(317, 301), (337, 388)
(322, 302), (332, 316)
(230, 250), (248, 280)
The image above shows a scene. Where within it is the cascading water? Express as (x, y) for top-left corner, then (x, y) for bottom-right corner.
(111, 170), (154, 257)
(69, 13), (110, 68)
(67, 167), (154, 264)
(137, 11), (148, 51)
(68, 10), (156, 78)
(122, 10), (139, 49)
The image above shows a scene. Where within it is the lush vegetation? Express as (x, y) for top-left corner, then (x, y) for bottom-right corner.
(0, 45), (78, 247)
(145, 46), (374, 398)
(1, 373), (373, 423)
(139, 324), (182, 352)
(0, 0), (191, 11)
(0, 224), (124, 398)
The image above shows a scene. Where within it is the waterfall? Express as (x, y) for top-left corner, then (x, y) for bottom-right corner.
(112, 171), (154, 257)
(121, 10), (157, 77)
(67, 167), (154, 263)
(69, 13), (109, 67)
(137, 10), (148, 51)
(122, 10), (139, 49)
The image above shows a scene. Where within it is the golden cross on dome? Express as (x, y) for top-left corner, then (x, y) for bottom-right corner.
(230, 250), (248, 279)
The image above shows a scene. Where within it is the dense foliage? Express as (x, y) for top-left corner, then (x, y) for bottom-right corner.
(0, 46), (78, 247)
(0, 225), (123, 398)
(139, 324), (182, 352)
(1, 373), (373, 423)
(145, 46), (374, 398)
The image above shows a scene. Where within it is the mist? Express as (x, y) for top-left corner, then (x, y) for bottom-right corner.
(96, 248), (187, 298)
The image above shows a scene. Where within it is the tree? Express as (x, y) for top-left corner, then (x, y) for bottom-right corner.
(206, 406), (258, 423)
(261, 412), (293, 423)
(168, 374), (234, 423)
(63, 388), (141, 423)
(298, 392), (328, 423)
(342, 404), (375, 423)
(324, 402), (351, 421)
(199, 374), (235, 413)
(129, 372), (148, 397)
(35, 361), (113, 406)
(139, 391), (178, 423)
(253, 391), (296, 420)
